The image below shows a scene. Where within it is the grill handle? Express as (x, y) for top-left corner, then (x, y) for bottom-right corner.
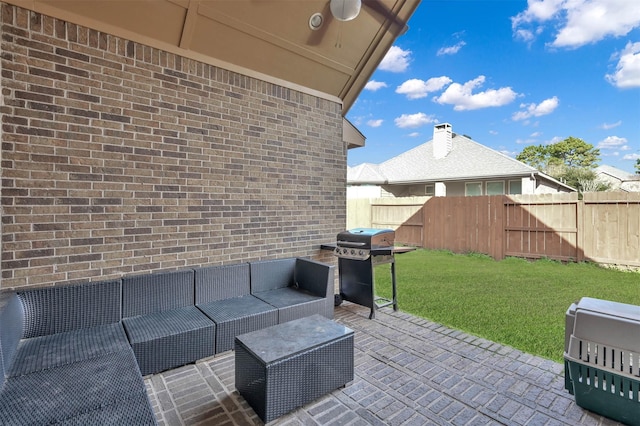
(336, 241), (367, 248)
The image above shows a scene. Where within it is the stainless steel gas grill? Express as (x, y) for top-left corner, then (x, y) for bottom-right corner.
(321, 228), (415, 319)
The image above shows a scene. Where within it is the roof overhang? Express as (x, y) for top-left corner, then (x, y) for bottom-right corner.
(4, 0), (421, 116)
(535, 172), (577, 192)
(343, 118), (366, 149)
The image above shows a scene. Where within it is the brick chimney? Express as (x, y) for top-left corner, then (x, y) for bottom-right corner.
(433, 123), (452, 159)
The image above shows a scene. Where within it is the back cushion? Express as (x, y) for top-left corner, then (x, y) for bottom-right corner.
(0, 293), (25, 379)
(195, 263), (250, 304)
(18, 280), (121, 339)
(250, 258), (296, 293)
(122, 269), (194, 318)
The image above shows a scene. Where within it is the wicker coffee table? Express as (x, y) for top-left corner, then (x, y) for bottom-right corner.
(234, 315), (354, 423)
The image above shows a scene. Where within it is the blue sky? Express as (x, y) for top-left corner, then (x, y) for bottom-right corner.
(347, 0), (640, 174)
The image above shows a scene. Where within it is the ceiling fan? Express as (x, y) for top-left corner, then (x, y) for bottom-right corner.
(330, 0), (362, 21)
(308, 0), (408, 46)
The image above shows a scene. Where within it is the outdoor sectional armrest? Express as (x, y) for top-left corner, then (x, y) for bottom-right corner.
(0, 292), (24, 384)
(294, 258), (335, 320)
(294, 258), (334, 299)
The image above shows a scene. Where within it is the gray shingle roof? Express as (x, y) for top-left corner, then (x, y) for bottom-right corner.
(348, 133), (537, 184)
(347, 163), (387, 184)
(596, 165), (636, 181)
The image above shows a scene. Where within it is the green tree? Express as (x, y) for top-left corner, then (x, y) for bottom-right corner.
(636, 158), (640, 174)
(515, 145), (553, 171)
(547, 137), (600, 168)
(516, 137), (602, 191)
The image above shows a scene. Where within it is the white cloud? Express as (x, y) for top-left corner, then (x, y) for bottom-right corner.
(623, 153), (640, 160)
(367, 119), (384, 128)
(379, 46), (412, 72)
(547, 136), (565, 144)
(395, 77), (452, 100)
(514, 28), (536, 43)
(437, 41), (467, 56)
(600, 120), (622, 129)
(598, 135), (628, 149)
(433, 76), (518, 111)
(512, 0), (565, 25)
(364, 80), (388, 91)
(512, 96), (559, 121)
(530, 131), (542, 137)
(512, 0), (640, 48)
(350, 116), (364, 126)
(394, 112), (437, 129)
(606, 41), (640, 88)
(500, 149), (518, 157)
(516, 138), (538, 145)
(408, 132), (421, 137)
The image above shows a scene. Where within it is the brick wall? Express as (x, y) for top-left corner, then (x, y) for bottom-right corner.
(0, 4), (345, 289)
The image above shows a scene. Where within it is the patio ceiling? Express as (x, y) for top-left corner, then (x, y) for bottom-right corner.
(5, 0), (421, 116)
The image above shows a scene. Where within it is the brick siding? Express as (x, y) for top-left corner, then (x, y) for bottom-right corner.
(0, 4), (345, 289)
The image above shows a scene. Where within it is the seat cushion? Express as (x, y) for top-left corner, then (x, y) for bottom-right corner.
(7, 323), (130, 377)
(253, 287), (323, 309)
(197, 295), (277, 353)
(253, 287), (326, 323)
(197, 295), (277, 323)
(57, 390), (157, 425)
(0, 349), (152, 425)
(122, 306), (215, 375)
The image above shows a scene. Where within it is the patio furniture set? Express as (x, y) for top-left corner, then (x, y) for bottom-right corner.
(0, 257), (350, 425)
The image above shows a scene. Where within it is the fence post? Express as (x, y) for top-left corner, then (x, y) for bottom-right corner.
(576, 198), (584, 262)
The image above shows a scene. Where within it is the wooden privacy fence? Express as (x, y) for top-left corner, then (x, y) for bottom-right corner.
(348, 192), (640, 267)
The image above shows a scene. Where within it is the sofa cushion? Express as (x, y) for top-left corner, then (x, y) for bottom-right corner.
(253, 287), (327, 323)
(7, 323), (130, 377)
(197, 295), (277, 353)
(56, 390), (157, 425)
(250, 258), (296, 293)
(122, 306), (215, 375)
(195, 263), (251, 303)
(0, 349), (153, 425)
(122, 270), (194, 318)
(18, 279), (121, 338)
(56, 390), (156, 425)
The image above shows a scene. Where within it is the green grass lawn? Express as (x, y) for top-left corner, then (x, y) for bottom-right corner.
(373, 249), (640, 363)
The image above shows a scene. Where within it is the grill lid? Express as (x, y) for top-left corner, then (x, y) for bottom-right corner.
(337, 228), (394, 249)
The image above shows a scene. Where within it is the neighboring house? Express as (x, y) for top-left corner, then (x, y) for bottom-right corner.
(595, 165), (640, 192)
(348, 123), (575, 197)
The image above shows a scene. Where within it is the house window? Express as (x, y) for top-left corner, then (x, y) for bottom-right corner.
(465, 182), (482, 196)
(425, 185), (434, 196)
(509, 180), (522, 195)
(486, 181), (505, 195)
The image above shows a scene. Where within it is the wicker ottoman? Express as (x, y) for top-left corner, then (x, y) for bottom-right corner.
(235, 314), (354, 423)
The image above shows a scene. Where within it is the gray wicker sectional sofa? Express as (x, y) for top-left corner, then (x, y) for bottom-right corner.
(0, 257), (334, 425)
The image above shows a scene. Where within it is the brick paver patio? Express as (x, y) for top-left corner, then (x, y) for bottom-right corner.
(145, 302), (622, 425)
